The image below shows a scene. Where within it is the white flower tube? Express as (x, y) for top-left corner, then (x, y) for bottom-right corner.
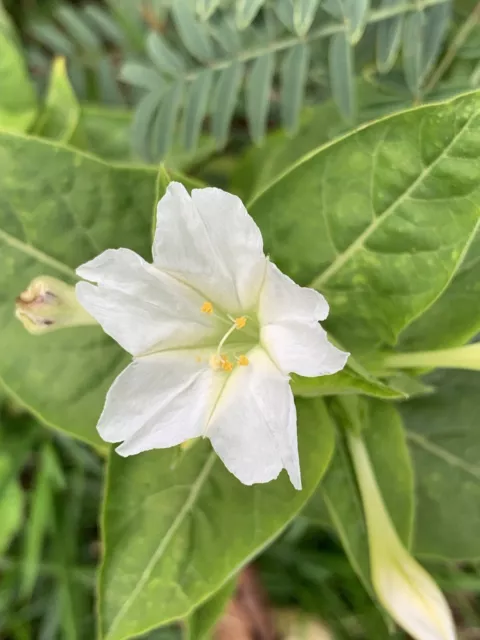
(347, 431), (456, 640)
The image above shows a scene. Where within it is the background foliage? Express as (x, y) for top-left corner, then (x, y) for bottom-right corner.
(1, 0), (480, 639)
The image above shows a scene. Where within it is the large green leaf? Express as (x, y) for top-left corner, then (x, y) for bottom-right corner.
(0, 5), (37, 132)
(248, 92), (480, 352)
(0, 132), (158, 447)
(305, 399), (414, 594)
(401, 369), (480, 560)
(291, 368), (404, 400)
(99, 398), (334, 640)
(399, 228), (480, 350)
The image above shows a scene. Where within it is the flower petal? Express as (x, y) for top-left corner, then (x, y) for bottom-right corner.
(262, 321), (349, 377)
(259, 260), (329, 325)
(207, 347), (301, 489)
(96, 349), (221, 453)
(76, 248), (216, 356)
(153, 183), (266, 313)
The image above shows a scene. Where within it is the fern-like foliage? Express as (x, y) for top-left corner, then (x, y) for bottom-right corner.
(26, 0), (474, 160)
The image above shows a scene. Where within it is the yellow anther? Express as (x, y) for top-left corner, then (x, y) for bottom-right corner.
(221, 357), (233, 372)
(237, 355), (249, 366)
(234, 316), (247, 329)
(201, 301), (213, 314)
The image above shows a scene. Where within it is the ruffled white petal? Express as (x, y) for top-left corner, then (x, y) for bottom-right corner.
(207, 347), (301, 489)
(153, 183), (266, 313)
(259, 260), (329, 325)
(262, 321), (349, 377)
(76, 248), (216, 356)
(96, 349), (221, 453)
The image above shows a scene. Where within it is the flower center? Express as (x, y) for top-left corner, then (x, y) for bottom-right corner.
(201, 302), (258, 372)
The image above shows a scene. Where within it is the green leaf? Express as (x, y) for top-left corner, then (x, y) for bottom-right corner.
(119, 62), (165, 91)
(99, 398), (334, 640)
(236, 0), (265, 29)
(306, 399), (414, 594)
(152, 82), (184, 160)
(329, 32), (356, 122)
(323, 0), (369, 43)
(186, 579), (236, 640)
(35, 57), (82, 144)
(83, 5), (126, 47)
(281, 44), (310, 134)
(401, 369), (480, 560)
(172, 0), (213, 62)
(20, 443), (60, 598)
(0, 132), (159, 447)
(0, 15), (37, 132)
(248, 93), (480, 353)
(196, 0), (223, 22)
(291, 368), (404, 399)
(293, 0), (320, 37)
(212, 62), (243, 147)
(402, 10), (424, 96)
(183, 69), (213, 151)
(30, 22), (75, 56)
(422, 2), (451, 79)
(246, 52), (275, 144)
(399, 229), (480, 351)
(376, 0), (404, 74)
(132, 91), (164, 161)
(146, 32), (186, 76)
(55, 5), (101, 52)
(0, 454), (23, 556)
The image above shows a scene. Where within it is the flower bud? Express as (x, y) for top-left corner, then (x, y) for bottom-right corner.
(16, 276), (96, 335)
(348, 432), (456, 640)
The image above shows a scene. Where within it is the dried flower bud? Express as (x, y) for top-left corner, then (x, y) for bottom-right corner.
(16, 276), (96, 335)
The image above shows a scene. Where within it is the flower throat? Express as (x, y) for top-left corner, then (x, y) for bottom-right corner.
(201, 301), (258, 372)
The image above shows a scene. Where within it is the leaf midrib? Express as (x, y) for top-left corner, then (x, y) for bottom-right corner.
(309, 111), (477, 289)
(0, 227), (76, 279)
(104, 450), (217, 639)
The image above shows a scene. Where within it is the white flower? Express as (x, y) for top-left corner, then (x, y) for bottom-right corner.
(76, 183), (348, 488)
(348, 431), (456, 640)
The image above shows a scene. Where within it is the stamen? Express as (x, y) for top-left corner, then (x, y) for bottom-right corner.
(237, 355), (249, 366)
(221, 357), (233, 372)
(234, 316), (247, 329)
(201, 301), (213, 314)
(210, 317), (250, 372)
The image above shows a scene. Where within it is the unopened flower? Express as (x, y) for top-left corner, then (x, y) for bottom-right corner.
(16, 276), (95, 335)
(348, 431), (456, 640)
(76, 183), (348, 488)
